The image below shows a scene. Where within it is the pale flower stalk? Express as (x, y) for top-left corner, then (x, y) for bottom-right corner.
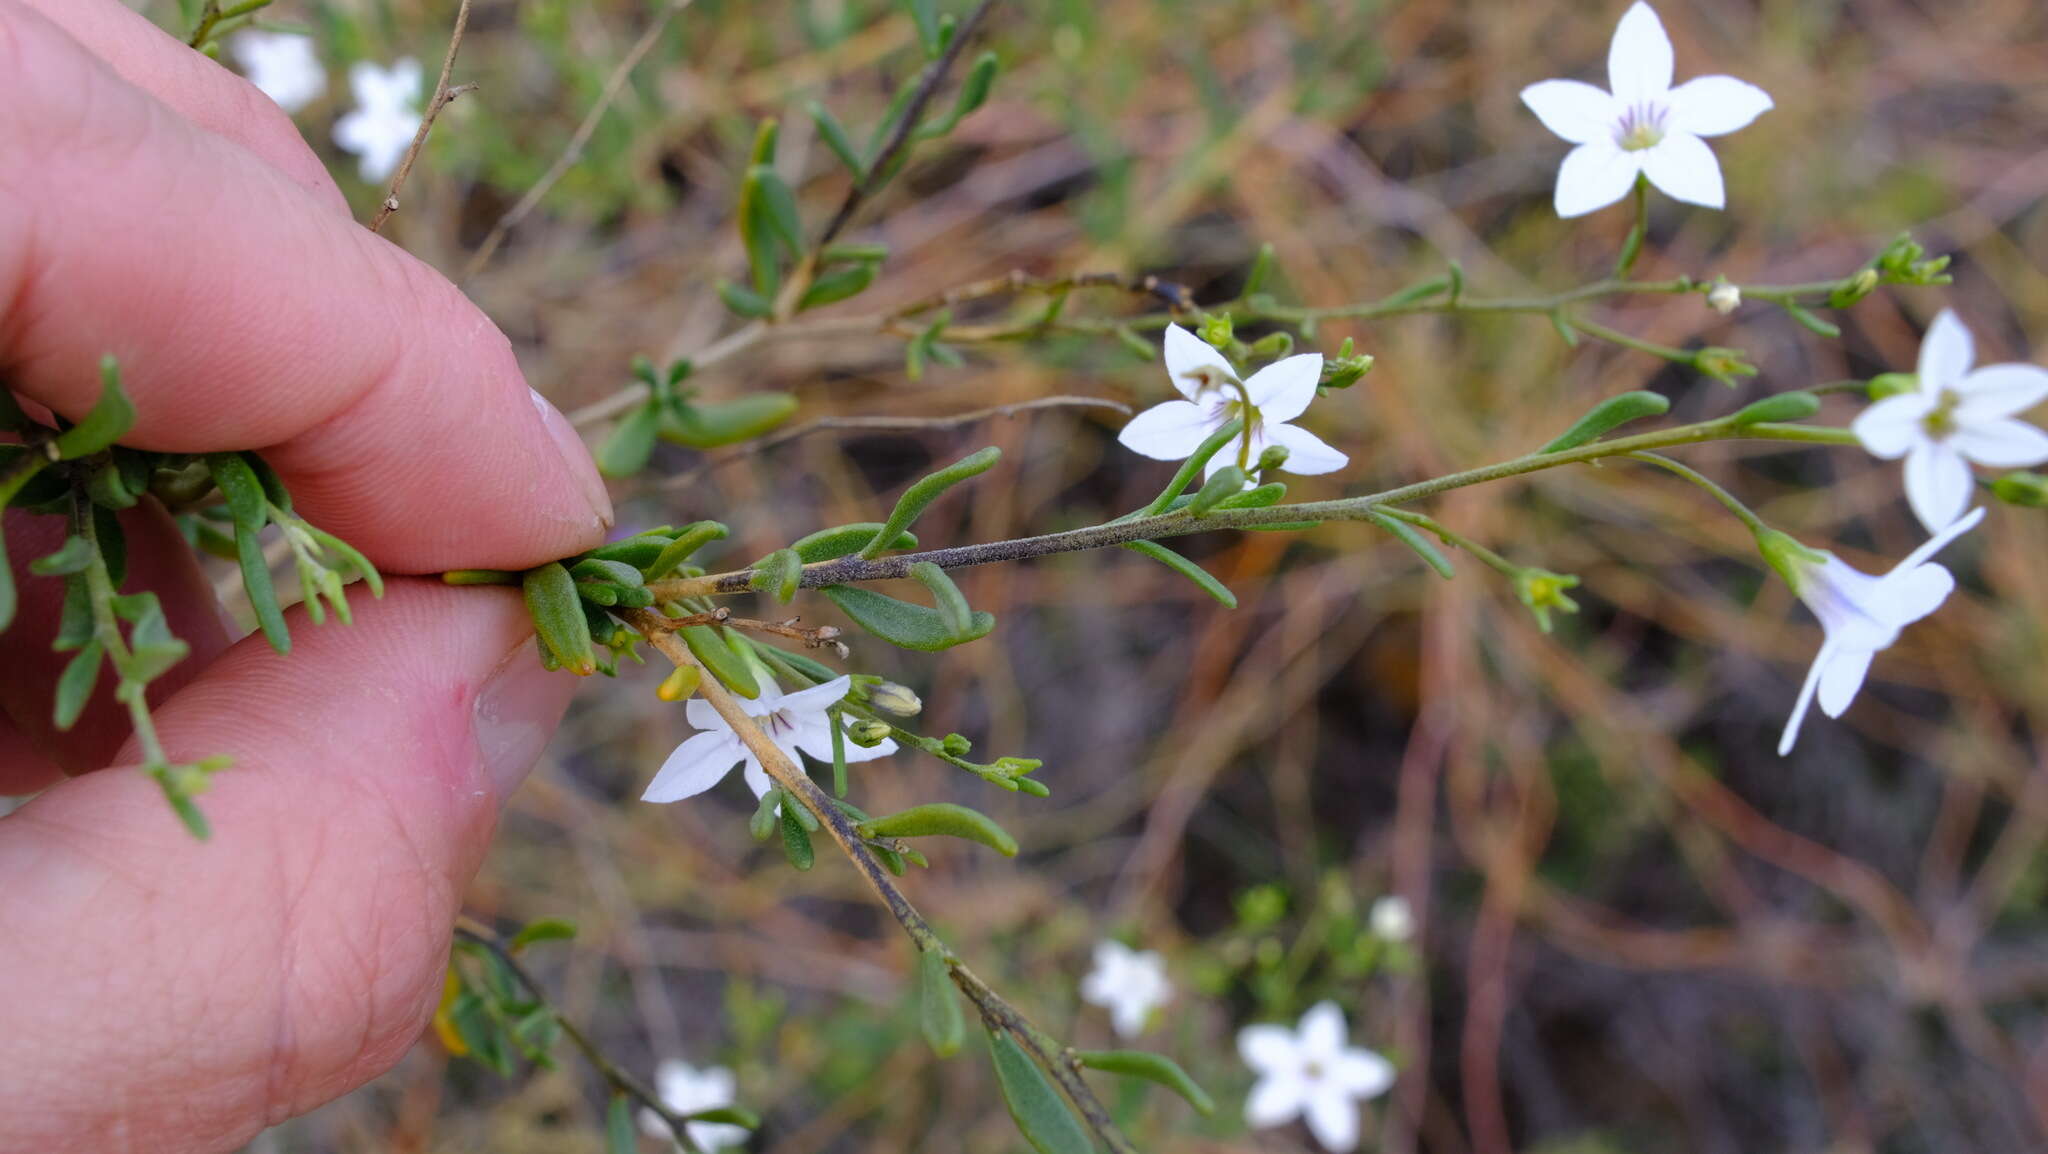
(639, 1060), (749, 1151)
(334, 58), (424, 182)
(1852, 310), (2048, 532)
(1079, 940), (1172, 1038)
(641, 674), (895, 802)
(1117, 324), (1349, 481)
(1239, 1001), (1395, 1153)
(232, 31), (326, 114)
(1521, 2), (1773, 217)
(1768, 507), (1984, 755)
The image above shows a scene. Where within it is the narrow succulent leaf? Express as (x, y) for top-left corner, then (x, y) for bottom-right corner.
(1730, 391), (1821, 426)
(861, 447), (1002, 559)
(596, 401), (662, 478)
(29, 535), (95, 577)
(780, 800), (816, 870)
(659, 393), (798, 448)
(1140, 419), (1244, 515)
(1185, 467), (1245, 516)
(858, 802), (1019, 857)
(717, 279), (774, 318)
(1536, 391), (1671, 453)
(1121, 541), (1236, 608)
(523, 563), (597, 675)
(53, 641), (104, 731)
(680, 624), (760, 698)
(797, 263), (878, 311)
(1075, 1050), (1216, 1115)
(605, 1095), (636, 1154)
(1365, 509), (1456, 579)
(822, 585), (995, 651)
(645, 521), (730, 579)
(750, 548), (804, 602)
(509, 919), (578, 951)
(988, 1029), (1094, 1154)
(789, 522), (917, 562)
(807, 99), (865, 176)
(907, 561), (975, 638)
(52, 356), (137, 460)
(918, 944), (965, 1057)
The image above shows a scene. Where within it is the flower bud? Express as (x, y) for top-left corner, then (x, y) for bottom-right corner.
(867, 680), (923, 716)
(1198, 314), (1235, 350)
(1867, 373), (1917, 400)
(940, 732), (972, 757)
(1255, 445), (1291, 473)
(1248, 332), (1294, 359)
(846, 719), (894, 747)
(1827, 268), (1880, 309)
(1706, 282), (1741, 315)
(1321, 353), (1375, 390)
(1369, 895), (1414, 943)
(1991, 471), (2048, 508)
(656, 664), (701, 702)
(1754, 528), (1827, 593)
(1512, 568), (1581, 634)
(1693, 347), (1758, 387)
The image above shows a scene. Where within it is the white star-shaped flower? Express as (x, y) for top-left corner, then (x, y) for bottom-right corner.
(231, 31), (327, 114)
(1852, 310), (2048, 533)
(1771, 506), (1983, 755)
(1521, 2), (1773, 217)
(1117, 324), (1349, 481)
(1079, 941), (1172, 1039)
(638, 1059), (750, 1151)
(641, 674), (895, 803)
(1368, 896), (1414, 943)
(334, 58), (423, 182)
(1240, 1002), (1395, 1153)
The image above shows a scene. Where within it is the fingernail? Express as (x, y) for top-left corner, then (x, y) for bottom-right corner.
(530, 387), (615, 531)
(474, 638), (576, 800)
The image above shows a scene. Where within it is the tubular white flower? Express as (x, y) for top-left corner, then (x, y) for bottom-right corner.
(638, 1060), (750, 1151)
(1521, 2), (1772, 217)
(1773, 507), (1984, 755)
(1238, 1001), (1395, 1153)
(641, 674), (895, 803)
(1852, 310), (2048, 532)
(334, 58), (425, 182)
(1117, 324), (1349, 481)
(1369, 896), (1414, 943)
(232, 31), (326, 114)
(1079, 941), (1172, 1038)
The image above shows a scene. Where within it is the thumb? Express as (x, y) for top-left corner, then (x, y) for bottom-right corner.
(0, 580), (576, 1154)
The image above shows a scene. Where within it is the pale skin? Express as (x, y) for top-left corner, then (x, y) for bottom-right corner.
(0, 2), (615, 1150)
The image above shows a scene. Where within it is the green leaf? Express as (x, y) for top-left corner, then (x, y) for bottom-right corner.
(1120, 541), (1236, 608)
(587, 532), (679, 569)
(509, 918), (579, 951)
(823, 584), (995, 651)
(737, 166), (783, 296)
(917, 51), (998, 139)
(1782, 302), (1842, 339)
(686, 1106), (761, 1129)
(918, 944), (965, 1057)
(605, 1094), (636, 1154)
(780, 800), (816, 870)
(29, 536), (95, 577)
(749, 547), (804, 602)
(570, 558), (647, 589)
(659, 393), (798, 448)
(1185, 467), (1246, 516)
(53, 576), (93, 651)
(1364, 509), (1455, 579)
(858, 802), (1018, 857)
(797, 263), (878, 311)
(789, 522), (917, 562)
(807, 99), (864, 176)
(52, 356), (136, 460)
(988, 1029), (1094, 1154)
(206, 452), (289, 652)
(1729, 391), (1821, 427)
(906, 0), (940, 56)
(1536, 390), (1671, 454)
(53, 640), (104, 731)
(121, 592), (189, 682)
(907, 561), (974, 638)
(680, 624), (759, 698)
(1075, 1050), (1216, 1115)
(1139, 419), (1244, 515)
(596, 400), (662, 478)
(644, 521), (730, 579)
(85, 459), (139, 509)
(523, 563), (597, 675)
(717, 279), (774, 318)
(861, 447), (1002, 558)
(751, 164), (804, 256)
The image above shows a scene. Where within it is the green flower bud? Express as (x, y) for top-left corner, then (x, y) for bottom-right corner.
(846, 719), (894, 747)
(940, 732), (972, 757)
(1991, 471), (2048, 508)
(1754, 528), (1827, 593)
(1868, 373), (1917, 400)
(1322, 353), (1376, 390)
(1255, 445), (1290, 473)
(1827, 268), (1880, 309)
(867, 680), (923, 716)
(1512, 568), (1581, 634)
(1694, 347), (1758, 387)
(1248, 332), (1294, 359)
(1198, 314), (1234, 350)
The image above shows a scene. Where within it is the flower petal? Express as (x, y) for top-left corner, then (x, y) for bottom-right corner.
(1640, 133), (1725, 209)
(1851, 394), (1935, 460)
(1903, 441), (1976, 534)
(1608, 2), (1675, 106)
(1952, 418), (2048, 468)
(1163, 323), (1239, 400)
(1874, 563), (1956, 630)
(1237, 1024), (1301, 1074)
(741, 756), (774, 798)
(776, 674), (854, 717)
(1777, 642), (1829, 756)
(1815, 646), (1875, 719)
(1297, 1001), (1349, 1062)
(684, 697), (727, 731)
(642, 732), (743, 802)
(1520, 79), (1621, 145)
(1304, 1088), (1363, 1153)
(1331, 1049), (1397, 1098)
(1244, 354), (1325, 422)
(1118, 400), (1217, 461)
(1110, 998), (1149, 1039)
(1896, 505), (1985, 572)
(1244, 1072), (1309, 1129)
(1554, 143), (1643, 218)
(1663, 76), (1773, 137)
(1917, 311), (1974, 393)
(1955, 363), (2048, 422)
(1265, 423), (1350, 475)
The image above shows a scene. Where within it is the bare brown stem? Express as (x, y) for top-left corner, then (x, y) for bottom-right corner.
(367, 0), (474, 234)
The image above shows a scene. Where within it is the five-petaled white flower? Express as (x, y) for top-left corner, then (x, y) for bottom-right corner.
(1521, 2), (1773, 217)
(1117, 324), (1348, 481)
(1079, 940), (1171, 1038)
(1369, 896), (1414, 943)
(1852, 310), (2048, 533)
(232, 31), (327, 114)
(1239, 1001), (1396, 1153)
(1770, 506), (1984, 756)
(641, 674), (895, 803)
(639, 1059), (750, 1151)
(334, 58), (423, 182)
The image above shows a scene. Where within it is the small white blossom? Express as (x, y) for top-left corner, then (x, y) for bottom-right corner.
(1369, 896), (1413, 943)
(1079, 941), (1171, 1038)
(1770, 506), (1984, 755)
(334, 58), (423, 182)
(1521, 2), (1773, 217)
(232, 31), (326, 113)
(1239, 1002), (1395, 1153)
(1852, 310), (2048, 533)
(1118, 324), (1348, 481)
(642, 675), (895, 802)
(639, 1059), (749, 1151)
(1706, 283), (1741, 315)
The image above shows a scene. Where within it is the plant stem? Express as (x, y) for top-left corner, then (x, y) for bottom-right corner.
(1624, 452), (1770, 535)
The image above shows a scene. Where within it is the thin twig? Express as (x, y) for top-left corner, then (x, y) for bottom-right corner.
(460, 0), (696, 282)
(639, 606), (848, 653)
(367, 0), (475, 234)
(659, 395), (1131, 491)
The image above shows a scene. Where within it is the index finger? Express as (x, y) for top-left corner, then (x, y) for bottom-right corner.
(0, 3), (612, 571)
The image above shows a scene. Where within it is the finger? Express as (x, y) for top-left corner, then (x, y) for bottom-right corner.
(0, 580), (574, 1152)
(0, 501), (232, 774)
(16, 0), (347, 213)
(0, 4), (612, 573)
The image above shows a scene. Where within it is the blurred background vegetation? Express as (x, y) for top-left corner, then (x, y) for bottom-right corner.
(153, 0), (2048, 1149)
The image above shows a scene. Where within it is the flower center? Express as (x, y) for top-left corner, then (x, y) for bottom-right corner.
(1615, 103), (1667, 152)
(1920, 388), (1962, 440)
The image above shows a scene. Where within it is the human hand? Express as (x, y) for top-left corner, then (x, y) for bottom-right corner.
(0, 3), (612, 1149)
